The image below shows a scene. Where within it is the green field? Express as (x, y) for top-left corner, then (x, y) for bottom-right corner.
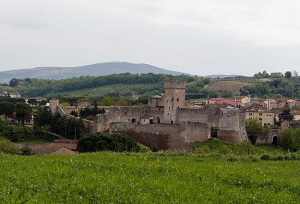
(1, 152), (300, 203)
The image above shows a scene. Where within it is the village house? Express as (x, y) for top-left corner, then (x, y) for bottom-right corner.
(270, 72), (283, 77)
(245, 110), (274, 127)
(206, 98), (237, 108)
(7, 113), (34, 127)
(234, 96), (251, 107)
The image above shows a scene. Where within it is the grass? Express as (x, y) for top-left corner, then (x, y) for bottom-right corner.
(192, 138), (287, 156)
(22, 140), (50, 145)
(1, 152), (300, 203)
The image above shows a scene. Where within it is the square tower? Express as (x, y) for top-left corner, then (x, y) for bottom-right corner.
(163, 77), (186, 124)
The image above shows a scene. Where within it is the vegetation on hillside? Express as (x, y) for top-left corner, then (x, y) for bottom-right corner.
(0, 73), (237, 99)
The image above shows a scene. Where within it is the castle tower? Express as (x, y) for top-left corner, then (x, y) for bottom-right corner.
(163, 77), (186, 124)
(49, 99), (59, 114)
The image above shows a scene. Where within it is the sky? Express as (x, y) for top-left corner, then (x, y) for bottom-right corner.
(0, 0), (300, 76)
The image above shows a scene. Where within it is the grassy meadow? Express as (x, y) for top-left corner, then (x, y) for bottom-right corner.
(1, 152), (300, 203)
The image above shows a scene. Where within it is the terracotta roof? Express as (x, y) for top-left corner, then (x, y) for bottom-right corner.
(234, 96), (248, 100)
(210, 98), (237, 107)
(292, 110), (300, 115)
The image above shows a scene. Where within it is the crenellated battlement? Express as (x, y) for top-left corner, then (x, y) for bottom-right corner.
(164, 78), (186, 89)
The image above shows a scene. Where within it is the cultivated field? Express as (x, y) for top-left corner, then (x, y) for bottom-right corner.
(205, 81), (248, 94)
(0, 152), (300, 203)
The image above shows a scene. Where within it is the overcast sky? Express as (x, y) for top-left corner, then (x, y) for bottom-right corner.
(0, 0), (300, 76)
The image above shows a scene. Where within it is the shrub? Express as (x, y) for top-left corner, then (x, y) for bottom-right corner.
(95, 140), (109, 151)
(260, 154), (272, 161)
(218, 145), (231, 155)
(20, 146), (34, 155)
(0, 137), (19, 154)
(193, 146), (210, 154)
(227, 155), (239, 162)
(77, 132), (141, 153)
(138, 144), (151, 153)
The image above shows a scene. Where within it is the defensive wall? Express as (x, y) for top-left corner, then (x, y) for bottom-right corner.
(255, 129), (281, 145)
(54, 102), (96, 133)
(110, 122), (210, 151)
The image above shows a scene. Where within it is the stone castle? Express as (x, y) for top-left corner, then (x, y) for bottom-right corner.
(50, 77), (248, 151)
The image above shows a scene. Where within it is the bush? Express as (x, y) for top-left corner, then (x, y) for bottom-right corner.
(20, 146), (34, 155)
(260, 154), (272, 161)
(218, 145), (231, 155)
(95, 140), (109, 151)
(138, 144), (151, 153)
(193, 146), (210, 154)
(227, 155), (239, 162)
(77, 132), (141, 153)
(0, 137), (19, 154)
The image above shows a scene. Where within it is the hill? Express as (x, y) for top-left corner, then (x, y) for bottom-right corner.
(0, 62), (185, 83)
(205, 80), (248, 95)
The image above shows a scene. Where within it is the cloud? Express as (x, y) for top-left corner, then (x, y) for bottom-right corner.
(0, 0), (300, 75)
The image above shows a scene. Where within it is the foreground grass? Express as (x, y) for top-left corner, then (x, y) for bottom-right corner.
(0, 152), (300, 203)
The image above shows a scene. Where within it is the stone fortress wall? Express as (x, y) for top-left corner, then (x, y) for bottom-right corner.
(49, 77), (248, 151)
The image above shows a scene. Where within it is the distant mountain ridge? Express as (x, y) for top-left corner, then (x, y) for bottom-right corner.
(0, 62), (185, 83)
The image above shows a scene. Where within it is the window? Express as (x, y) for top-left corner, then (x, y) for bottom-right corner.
(177, 98), (179, 102)
(172, 98), (174, 101)
(259, 113), (262, 116)
(259, 118), (262, 121)
(249, 113), (252, 116)
(166, 100), (168, 103)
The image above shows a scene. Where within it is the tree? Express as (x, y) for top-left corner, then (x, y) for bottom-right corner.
(8, 78), (20, 87)
(0, 102), (14, 118)
(27, 99), (38, 107)
(278, 107), (294, 123)
(292, 127), (300, 151)
(272, 94), (283, 99)
(279, 129), (294, 150)
(14, 103), (32, 115)
(34, 106), (52, 128)
(245, 119), (265, 144)
(102, 97), (114, 106)
(294, 70), (298, 77)
(285, 71), (292, 78)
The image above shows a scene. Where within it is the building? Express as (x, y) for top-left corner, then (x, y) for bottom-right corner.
(234, 96), (251, 107)
(271, 72), (283, 77)
(50, 77), (248, 151)
(207, 98), (237, 108)
(245, 110), (274, 126)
